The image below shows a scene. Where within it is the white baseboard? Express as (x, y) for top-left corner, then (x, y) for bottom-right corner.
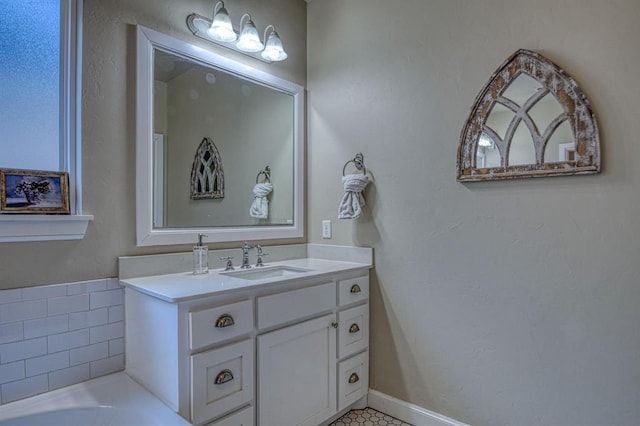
(367, 389), (470, 426)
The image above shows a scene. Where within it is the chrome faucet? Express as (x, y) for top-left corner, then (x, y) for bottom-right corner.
(240, 241), (254, 269)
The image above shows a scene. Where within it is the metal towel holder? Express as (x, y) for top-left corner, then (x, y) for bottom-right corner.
(256, 166), (271, 183)
(342, 153), (367, 176)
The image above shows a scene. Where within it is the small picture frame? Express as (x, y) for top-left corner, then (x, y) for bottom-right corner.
(0, 169), (70, 214)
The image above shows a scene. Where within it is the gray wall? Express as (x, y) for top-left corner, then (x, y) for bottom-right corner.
(0, 0), (306, 289)
(307, 0), (640, 425)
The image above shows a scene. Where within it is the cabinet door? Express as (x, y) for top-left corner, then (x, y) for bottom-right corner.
(257, 314), (336, 426)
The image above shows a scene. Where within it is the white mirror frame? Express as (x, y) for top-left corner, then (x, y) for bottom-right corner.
(136, 26), (304, 246)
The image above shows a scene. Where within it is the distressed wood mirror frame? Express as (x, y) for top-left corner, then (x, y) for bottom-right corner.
(457, 49), (600, 181)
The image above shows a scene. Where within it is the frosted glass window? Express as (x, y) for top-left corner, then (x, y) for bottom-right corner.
(0, 0), (62, 171)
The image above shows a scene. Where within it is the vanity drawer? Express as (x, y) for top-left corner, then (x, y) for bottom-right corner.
(338, 303), (369, 359)
(338, 351), (369, 411)
(257, 282), (335, 329)
(338, 275), (369, 306)
(189, 300), (253, 351)
(191, 339), (254, 425)
(206, 405), (254, 426)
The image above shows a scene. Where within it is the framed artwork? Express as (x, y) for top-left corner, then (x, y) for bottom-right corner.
(0, 169), (70, 214)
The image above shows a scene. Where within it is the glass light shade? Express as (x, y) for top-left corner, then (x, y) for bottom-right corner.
(261, 31), (288, 61)
(236, 19), (264, 52)
(208, 7), (237, 42)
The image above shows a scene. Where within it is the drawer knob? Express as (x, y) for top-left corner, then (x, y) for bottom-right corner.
(348, 373), (360, 384)
(349, 323), (360, 333)
(214, 369), (234, 385)
(331, 322), (339, 329)
(350, 284), (362, 294)
(215, 314), (235, 328)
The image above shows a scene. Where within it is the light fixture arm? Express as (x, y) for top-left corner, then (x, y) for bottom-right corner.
(239, 13), (252, 30)
(213, 1), (224, 17)
(263, 24), (275, 41)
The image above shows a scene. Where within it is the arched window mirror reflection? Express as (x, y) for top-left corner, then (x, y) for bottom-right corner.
(190, 137), (224, 199)
(457, 49), (600, 181)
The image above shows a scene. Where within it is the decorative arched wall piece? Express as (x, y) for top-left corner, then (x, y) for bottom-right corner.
(190, 137), (224, 199)
(457, 49), (600, 181)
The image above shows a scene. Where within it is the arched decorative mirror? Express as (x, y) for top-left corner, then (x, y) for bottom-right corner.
(457, 49), (600, 181)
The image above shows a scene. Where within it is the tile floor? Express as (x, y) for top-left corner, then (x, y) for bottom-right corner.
(329, 408), (413, 426)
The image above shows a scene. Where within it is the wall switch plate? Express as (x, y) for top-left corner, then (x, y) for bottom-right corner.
(322, 220), (332, 239)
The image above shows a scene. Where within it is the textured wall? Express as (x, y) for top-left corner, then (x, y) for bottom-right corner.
(307, 0), (640, 425)
(0, 0), (306, 289)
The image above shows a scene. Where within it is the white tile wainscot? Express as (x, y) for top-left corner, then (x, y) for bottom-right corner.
(119, 245), (373, 426)
(0, 278), (124, 404)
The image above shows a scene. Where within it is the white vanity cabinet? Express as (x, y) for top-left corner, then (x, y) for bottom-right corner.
(123, 263), (370, 426)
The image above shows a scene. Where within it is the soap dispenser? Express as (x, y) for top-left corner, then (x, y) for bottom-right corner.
(193, 233), (209, 275)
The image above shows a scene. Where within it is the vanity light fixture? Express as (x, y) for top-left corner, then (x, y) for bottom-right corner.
(187, 2), (288, 63)
(207, 1), (236, 42)
(261, 26), (288, 61)
(236, 14), (264, 52)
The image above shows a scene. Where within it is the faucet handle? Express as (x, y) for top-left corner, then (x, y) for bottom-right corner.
(220, 256), (234, 271)
(255, 248), (269, 267)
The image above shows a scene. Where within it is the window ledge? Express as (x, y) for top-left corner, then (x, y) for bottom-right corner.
(0, 215), (93, 242)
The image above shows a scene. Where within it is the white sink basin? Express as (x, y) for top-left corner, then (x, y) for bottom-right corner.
(221, 265), (313, 281)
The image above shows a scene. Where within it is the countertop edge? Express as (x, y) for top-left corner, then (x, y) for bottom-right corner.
(120, 258), (373, 303)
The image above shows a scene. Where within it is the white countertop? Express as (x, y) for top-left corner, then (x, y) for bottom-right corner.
(120, 257), (372, 303)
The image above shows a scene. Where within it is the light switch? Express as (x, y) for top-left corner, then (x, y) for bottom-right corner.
(322, 220), (332, 239)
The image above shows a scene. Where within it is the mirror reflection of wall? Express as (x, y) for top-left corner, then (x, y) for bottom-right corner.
(475, 73), (575, 169)
(152, 49), (294, 229)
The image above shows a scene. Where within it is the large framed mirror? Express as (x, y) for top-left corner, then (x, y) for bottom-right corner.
(136, 26), (304, 246)
(457, 49), (600, 181)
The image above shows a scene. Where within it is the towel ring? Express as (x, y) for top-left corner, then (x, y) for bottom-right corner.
(256, 166), (271, 183)
(342, 153), (367, 176)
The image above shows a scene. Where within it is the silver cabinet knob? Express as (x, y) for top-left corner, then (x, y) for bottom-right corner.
(350, 284), (362, 293)
(331, 322), (338, 329)
(349, 323), (360, 334)
(348, 373), (360, 384)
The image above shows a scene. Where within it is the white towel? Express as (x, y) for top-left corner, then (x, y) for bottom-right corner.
(338, 174), (369, 219)
(250, 182), (273, 219)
